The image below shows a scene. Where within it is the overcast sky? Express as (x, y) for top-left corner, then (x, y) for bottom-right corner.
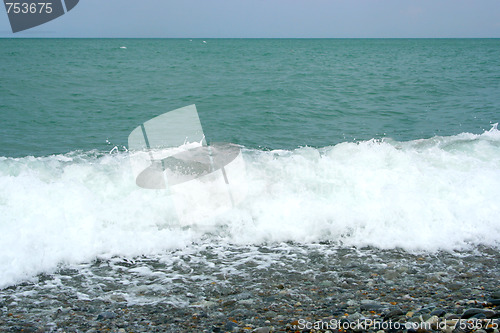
(1, 0), (500, 38)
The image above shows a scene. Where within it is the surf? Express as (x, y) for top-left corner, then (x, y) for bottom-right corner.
(0, 125), (499, 288)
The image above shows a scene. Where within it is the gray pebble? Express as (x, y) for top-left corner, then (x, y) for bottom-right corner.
(97, 311), (117, 320)
(384, 308), (404, 320)
(360, 303), (385, 311)
(488, 298), (500, 305)
(225, 321), (239, 331)
(461, 308), (485, 319)
(430, 308), (447, 317)
(253, 327), (271, 333)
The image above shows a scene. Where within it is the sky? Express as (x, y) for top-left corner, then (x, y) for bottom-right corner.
(1, 0), (500, 38)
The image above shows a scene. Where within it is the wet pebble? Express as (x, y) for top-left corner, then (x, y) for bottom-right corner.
(0, 244), (499, 332)
(97, 311), (117, 320)
(461, 308), (486, 319)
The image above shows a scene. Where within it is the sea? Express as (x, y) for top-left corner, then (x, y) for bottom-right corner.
(0, 39), (499, 304)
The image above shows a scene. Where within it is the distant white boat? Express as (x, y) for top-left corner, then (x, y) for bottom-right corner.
(120, 46), (127, 49)
(202, 41), (207, 44)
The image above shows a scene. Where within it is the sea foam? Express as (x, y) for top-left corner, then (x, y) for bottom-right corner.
(1, 126), (499, 288)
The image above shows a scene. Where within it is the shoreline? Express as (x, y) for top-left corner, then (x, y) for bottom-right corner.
(1, 244), (499, 332)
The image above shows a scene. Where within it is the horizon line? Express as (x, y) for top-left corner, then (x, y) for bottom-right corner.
(1, 36), (500, 39)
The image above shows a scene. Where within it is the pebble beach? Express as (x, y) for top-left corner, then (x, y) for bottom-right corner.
(1, 244), (499, 332)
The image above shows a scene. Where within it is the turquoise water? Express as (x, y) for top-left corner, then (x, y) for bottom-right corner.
(1, 39), (500, 288)
(0, 38), (499, 157)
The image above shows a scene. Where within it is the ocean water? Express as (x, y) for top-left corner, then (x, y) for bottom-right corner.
(0, 38), (499, 290)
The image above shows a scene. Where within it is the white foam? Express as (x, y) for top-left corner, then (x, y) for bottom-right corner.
(1, 126), (499, 288)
